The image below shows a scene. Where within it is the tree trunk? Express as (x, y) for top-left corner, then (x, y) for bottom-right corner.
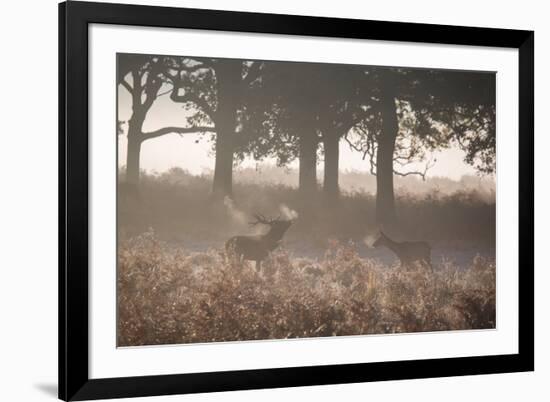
(299, 128), (318, 196)
(126, 117), (143, 185)
(376, 89), (398, 224)
(323, 132), (340, 200)
(212, 132), (234, 198)
(212, 61), (241, 199)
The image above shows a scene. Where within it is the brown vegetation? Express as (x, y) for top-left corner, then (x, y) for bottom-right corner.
(117, 230), (495, 346)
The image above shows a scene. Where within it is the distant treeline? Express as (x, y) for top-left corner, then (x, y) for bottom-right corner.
(142, 166), (495, 200)
(118, 169), (496, 248)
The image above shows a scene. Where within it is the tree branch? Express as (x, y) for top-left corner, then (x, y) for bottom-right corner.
(392, 156), (436, 181)
(243, 61), (262, 86)
(142, 79), (162, 111)
(170, 90), (216, 119)
(344, 133), (364, 153)
(180, 63), (211, 74)
(131, 70), (142, 107)
(336, 105), (373, 137)
(187, 57), (215, 68)
(155, 86), (173, 98)
(120, 79), (133, 94)
(345, 127), (436, 180)
(164, 62), (212, 78)
(142, 126), (216, 141)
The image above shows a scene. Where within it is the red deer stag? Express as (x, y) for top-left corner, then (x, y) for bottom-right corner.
(225, 214), (293, 270)
(373, 231), (433, 272)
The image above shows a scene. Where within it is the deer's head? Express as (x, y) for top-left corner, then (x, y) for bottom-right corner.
(249, 213), (293, 236)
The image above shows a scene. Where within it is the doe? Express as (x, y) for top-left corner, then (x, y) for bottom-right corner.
(373, 231), (433, 272)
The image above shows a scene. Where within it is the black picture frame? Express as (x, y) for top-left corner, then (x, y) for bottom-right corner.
(59, 1), (534, 400)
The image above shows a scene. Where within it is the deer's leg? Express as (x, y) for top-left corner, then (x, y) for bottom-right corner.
(227, 252), (235, 267)
(424, 257), (434, 273)
(255, 260), (261, 271)
(232, 254), (243, 268)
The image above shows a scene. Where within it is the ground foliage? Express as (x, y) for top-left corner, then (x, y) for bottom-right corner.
(118, 230), (495, 346)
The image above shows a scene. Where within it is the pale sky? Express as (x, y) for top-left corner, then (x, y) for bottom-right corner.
(117, 84), (479, 180)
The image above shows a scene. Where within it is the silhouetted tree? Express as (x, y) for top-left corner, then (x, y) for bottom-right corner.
(415, 70), (496, 173)
(165, 57), (263, 198)
(317, 65), (368, 201)
(118, 54), (214, 185)
(234, 61), (319, 196)
(276, 63), (321, 196)
(346, 67), (495, 223)
(239, 62), (367, 198)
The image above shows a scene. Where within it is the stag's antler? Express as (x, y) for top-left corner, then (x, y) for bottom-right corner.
(249, 213), (279, 226)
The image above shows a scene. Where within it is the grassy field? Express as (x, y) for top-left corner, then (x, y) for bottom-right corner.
(117, 230), (495, 346)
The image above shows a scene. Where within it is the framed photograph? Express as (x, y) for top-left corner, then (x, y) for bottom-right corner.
(59, 1), (534, 400)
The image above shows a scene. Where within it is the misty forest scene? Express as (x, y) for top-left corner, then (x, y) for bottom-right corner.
(116, 53), (496, 347)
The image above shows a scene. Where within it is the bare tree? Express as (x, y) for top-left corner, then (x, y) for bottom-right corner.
(118, 54), (214, 185)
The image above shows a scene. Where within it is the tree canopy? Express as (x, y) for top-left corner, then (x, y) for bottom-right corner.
(117, 53), (495, 220)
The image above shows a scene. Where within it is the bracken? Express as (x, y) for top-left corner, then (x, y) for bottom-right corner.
(117, 231), (496, 347)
